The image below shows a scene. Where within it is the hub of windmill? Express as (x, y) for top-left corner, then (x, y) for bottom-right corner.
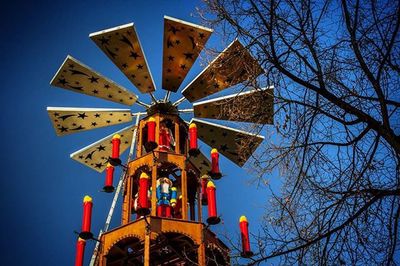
(146, 101), (178, 116)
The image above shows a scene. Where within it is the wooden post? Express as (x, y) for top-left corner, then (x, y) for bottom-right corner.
(144, 230), (151, 266)
(197, 180), (202, 222)
(121, 174), (132, 225)
(137, 121), (144, 157)
(151, 162), (158, 216)
(181, 169), (188, 220)
(174, 118), (180, 154)
(197, 240), (206, 266)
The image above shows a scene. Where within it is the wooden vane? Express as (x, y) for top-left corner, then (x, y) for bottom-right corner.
(191, 118), (264, 166)
(47, 107), (132, 136)
(70, 125), (136, 172)
(193, 87), (274, 124)
(90, 23), (156, 93)
(182, 39), (264, 102)
(50, 56), (138, 105)
(162, 16), (213, 92)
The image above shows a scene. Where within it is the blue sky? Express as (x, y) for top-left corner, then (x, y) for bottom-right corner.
(0, 1), (277, 265)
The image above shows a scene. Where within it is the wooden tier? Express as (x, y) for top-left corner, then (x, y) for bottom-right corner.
(97, 216), (229, 265)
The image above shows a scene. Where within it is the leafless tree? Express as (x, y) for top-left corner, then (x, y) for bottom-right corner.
(198, 0), (400, 264)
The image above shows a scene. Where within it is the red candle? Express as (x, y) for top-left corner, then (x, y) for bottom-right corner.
(206, 181), (220, 225)
(79, 195), (93, 239)
(145, 117), (158, 151)
(189, 123), (199, 156)
(201, 175), (209, 205)
(137, 172), (150, 215)
(75, 237), (86, 266)
(103, 163), (114, 193)
(210, 148), (222, 179)
(239, 215), (253, 257)
(111, 134), (121, 158)
(110, 134), (121, 166)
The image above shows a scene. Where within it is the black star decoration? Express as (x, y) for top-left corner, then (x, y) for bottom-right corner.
(89, 76), (99, 83)
(85, 150), (95, 160)
(220, 144), (229, 152)
(58, 78), (68, 86)
(92, 89), (98, 94)
(169, 26), (180, 34)
(180, 64), (186, 70)
(168, 55), (174, 61)
(97, 145), (106, 151)
(129, 51), (140, 60)
(91, 122), (97, 126)
(167, 40), (174, 48)
(183, 52), (194, 60)
(104, 84), (110, 89)
(59, 126), (68, 132)
(94, 113), (101, 118)
(77, 112), (88, 119)
(137, 64), (143, 69)
(199, 33), (205, 39)
(95, 163), (103, 169)
(99, 36), (109, 45)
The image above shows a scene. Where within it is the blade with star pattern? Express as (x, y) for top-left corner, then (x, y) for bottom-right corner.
(193, 87), (274, 124)
(188, 150), (212, 176)
(50, 56), (138, 106)
(90, 23), (156, 93)
(70, 125), (136, 172)
(191, 118), (264, 167)
(162, 16), (213, 92)
(47, 107), (132, 136)
(181, 39), (264, 102)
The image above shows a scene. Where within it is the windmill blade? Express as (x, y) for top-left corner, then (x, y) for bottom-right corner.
(90, 23), (156, 93)
(182, 39), (264, 102)
(47, 107), (132, 136)
(70, 125), (136, 172)
(162, 16), (213, 92)
(193, 87), (274, 124)
(50, 56), (138, 106)
(188, 151), (211, 176)
(191, 118), (264, 167)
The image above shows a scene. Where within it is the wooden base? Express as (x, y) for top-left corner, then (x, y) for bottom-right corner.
(96, 216), (230, 265)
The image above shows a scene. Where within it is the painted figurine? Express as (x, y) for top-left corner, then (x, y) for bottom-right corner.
(156, 177), (177, 218)
(159, 120), (175, 151)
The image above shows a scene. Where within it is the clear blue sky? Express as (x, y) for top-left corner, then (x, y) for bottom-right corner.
(0, 1), (277, 265)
